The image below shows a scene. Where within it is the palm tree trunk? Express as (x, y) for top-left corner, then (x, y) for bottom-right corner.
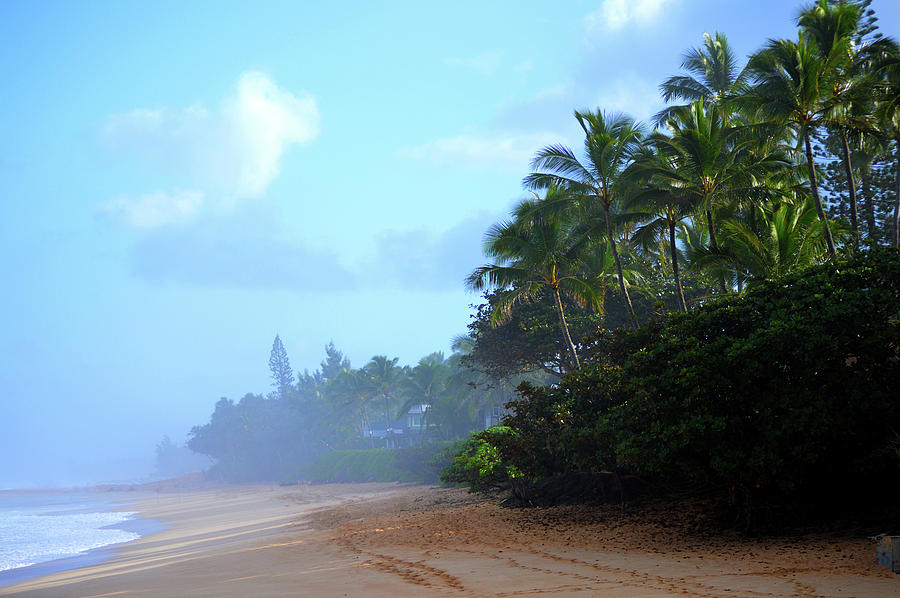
(552, 287), (581, 370)
(804, 130), (836, 256)
(363, 406), (374, 449)
(894, 136), (900, 248)
(705, 208), (719, 252)
(603, 204), (636, 327)
(383, 394), (391, 449)
(839, 131), (859, 247)
(705, 204), (728, 293)
(669, 221), (687, 312)
(862, 175), (877, 246)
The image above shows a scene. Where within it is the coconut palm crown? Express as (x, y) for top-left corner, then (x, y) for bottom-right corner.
(523, 110), (644, 324)
(466, 193), (605, 371)
(657, 31), (749, 122)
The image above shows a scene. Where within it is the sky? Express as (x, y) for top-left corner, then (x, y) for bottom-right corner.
(2, 0), (898, 487)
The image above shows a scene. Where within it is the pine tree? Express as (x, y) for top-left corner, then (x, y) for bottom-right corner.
(268, 335), (294, 399)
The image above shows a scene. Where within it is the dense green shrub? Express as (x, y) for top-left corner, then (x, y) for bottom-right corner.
(284, 442), (456, 484)
(394, 442), (457, 484)
(287, 449), (409, 483)
(467, 249), (900, 524)
(440, 426), (527, 493)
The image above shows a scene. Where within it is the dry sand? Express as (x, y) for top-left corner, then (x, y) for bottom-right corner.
(2, 481), (897, 597)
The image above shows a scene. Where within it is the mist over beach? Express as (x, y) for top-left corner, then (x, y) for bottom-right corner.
(2, 0), (900, 595)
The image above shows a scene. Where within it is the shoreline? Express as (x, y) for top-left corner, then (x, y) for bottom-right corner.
(0, 490), (167, 589)
(1, 482), (897, 597)
(0, 482), (417, 597)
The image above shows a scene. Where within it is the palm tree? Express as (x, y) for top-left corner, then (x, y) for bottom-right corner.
(690, 197), (834, 288)
(626, 149), (701, 312)
(797, 0), (893, 244)
(365, 355), (404, 447)
(657, 31), (749, 122)
(330, 368), (377, 447)
(745, 32), (850, 256)
(647, 101), (793, 290)
(874, 44), (900, 247)
(524, 110), (644, 324)
(398, 352), (450, 441)
(466, 196), (605, 371)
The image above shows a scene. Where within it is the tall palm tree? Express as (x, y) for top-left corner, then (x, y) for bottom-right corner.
(746, 32), (850, 256)
(657, 31), (749, 122)
(365, 355), (404, 447)
(797, 0), (893, 244)
(524, 110), (643, 324)
(874, 44), (900, 247)
(466, 196), (605, 371)
(648, 101), (793, 290)
(626, 148), (701, 312)
(398, 352), (450, 440)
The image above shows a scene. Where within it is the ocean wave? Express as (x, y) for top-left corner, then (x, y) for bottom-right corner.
(0, 508), (140, 572)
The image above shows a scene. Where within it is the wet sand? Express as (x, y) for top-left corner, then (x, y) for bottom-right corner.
(2, 482), (897, 597)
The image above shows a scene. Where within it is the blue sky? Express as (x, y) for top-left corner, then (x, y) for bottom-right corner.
(2, 0), (898, 486)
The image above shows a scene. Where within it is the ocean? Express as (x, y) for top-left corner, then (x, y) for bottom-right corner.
(0, 491), (159, 587)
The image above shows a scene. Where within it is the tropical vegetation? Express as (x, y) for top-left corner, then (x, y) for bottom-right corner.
(168, 2), (899, 529)
(449, 0), (900, 528)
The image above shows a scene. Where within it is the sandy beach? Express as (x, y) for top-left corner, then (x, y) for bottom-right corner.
(2, 482), (897, 597)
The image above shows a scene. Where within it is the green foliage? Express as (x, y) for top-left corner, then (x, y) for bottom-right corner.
(188, 393), (320, 482)
(284, 442), (456, 485)
(154, 435), (209, 479)
(292, 449), (413, 484)
(466, 288), (603, 379)
(188, 338), (497, 483)
(398, 441), (460, 484)
(440, 426), (526, 493)
(472, 249), (900, 520)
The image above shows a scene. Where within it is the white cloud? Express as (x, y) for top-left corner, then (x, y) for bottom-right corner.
(444, 52), (504, 75)
(99, 190), (205, 229)
(221, 72), (320, 196)
(102, 71), (320, 228)
(398, 132), (562, 171)
(585, 0), (677, 34)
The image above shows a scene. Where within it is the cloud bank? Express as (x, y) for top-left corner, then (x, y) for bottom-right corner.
(131, 221), (356, 292)
(100, 190), (205, 229)
(101, 72), (320, 228)
(585, 0), (677, 34)
(366, 211), (500, 291)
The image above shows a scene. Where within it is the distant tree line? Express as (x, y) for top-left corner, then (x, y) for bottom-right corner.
(182, 336), (529, 482)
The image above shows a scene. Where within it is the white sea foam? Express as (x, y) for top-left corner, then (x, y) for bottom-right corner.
(0, 498), (140, 572)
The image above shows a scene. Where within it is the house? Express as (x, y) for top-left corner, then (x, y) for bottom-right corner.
(477, 404), (506, 429)
(361, 404), (430, 447)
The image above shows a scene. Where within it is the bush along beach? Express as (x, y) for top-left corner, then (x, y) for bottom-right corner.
(445, 249), (900, 531)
